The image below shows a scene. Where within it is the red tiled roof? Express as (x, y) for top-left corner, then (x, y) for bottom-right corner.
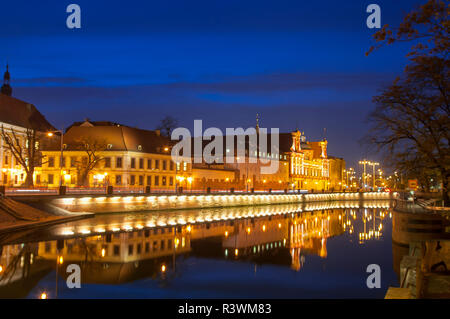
(46, 125), (173, 153)
(0, 94), (55, 131)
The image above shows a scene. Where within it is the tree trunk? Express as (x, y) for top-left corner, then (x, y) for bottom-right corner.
(442, 170), (449, 207)
(24, 169), (34, 187)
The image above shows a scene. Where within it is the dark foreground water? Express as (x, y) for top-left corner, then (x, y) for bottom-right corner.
(0, 200), (398, 298)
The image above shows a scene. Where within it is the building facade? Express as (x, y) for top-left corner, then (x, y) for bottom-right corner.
(0, 66), (55, 186)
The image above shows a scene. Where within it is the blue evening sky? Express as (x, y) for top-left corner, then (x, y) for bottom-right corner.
(0, 0), (424, 168)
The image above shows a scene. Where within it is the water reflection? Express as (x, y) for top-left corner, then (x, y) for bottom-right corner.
(0, 200), (393, 298)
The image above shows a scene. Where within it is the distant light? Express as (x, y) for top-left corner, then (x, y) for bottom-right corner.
(0, 265), (3, 273)
(161, 264), (166, 272)
(47, 132), (54, 137)
(58, 256), (64, 265)
(101, 248), (106, 257)
(40, 292), (48, 299)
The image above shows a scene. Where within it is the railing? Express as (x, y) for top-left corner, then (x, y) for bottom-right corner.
(113, 186), (146, 194)
(4, 187), (59, 195)
(1, 185), (395, 199)
(67, 187), (107, 194)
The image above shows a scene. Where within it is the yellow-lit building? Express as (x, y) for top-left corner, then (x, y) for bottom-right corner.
(40, 120), (189, 189)
(0, 66), (55, 186)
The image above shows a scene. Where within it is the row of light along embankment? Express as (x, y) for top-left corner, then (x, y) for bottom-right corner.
(0, 191), (393, 234)
(19, 191), (394, 214)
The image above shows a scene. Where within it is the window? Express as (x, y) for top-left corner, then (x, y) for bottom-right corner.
(145, 242), (150, 253)
(48, 174), (54, 185)
(48, 157), (55, 167)
(169, 177), (173, 186)
(130, 175), (135, 185)
(155, 160), (160, 169)
(168, 239), (172, 250)
(116, 157), (122, 168)
(115, 175), (122, 185)
(113, 245), (120, 256)
(61, 157), (66, 168)
(107, 144), (113, 149)
(147, 159), (152, 169)
(183, 162), (187, 171)
(139, 175), (144, 186)
(137, 243), (142, 254)
(139, 158), (144, 169)
(131, 158), (136, 169)
(147, 176), (151, 186)
(160, 240), (165, 250)
(104, 157), (111, 168)
(128, 244), (134, 255)
(154, 176), (159, 186)
(153, 241), (158, 251)
(170, 161), (174, 170)
(162, 160), (167, 170)
(162, 176), (167, 186)
(70, 157), (76, 167)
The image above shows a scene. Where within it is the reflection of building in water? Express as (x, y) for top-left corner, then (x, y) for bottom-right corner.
(36, 227), (191, 284)
(0, 202), (394, 292)
(0, 243), (52, 298)
(289, 210), (345, 270)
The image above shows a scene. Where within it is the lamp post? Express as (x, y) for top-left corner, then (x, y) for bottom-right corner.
(358, 160), (369, 190)
(47, 129), (64, 187)
(368, 162), (379, 189)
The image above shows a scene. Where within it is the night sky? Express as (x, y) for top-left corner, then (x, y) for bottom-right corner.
(0, 0), (424, 169)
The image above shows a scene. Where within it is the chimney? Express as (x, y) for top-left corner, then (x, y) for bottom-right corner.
(155, 129), (161, 136)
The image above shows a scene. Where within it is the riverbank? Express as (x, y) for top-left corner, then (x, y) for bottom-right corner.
(19, 191), (394, 215)
(0, 197), (92, 235)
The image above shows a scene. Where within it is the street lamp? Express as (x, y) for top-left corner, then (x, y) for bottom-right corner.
(47, 129), (64, 187)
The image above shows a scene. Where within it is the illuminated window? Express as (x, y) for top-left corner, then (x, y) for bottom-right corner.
(116, 157), (122, 168)
(104, 157), (111, 168)
(48, 157), (55, 168)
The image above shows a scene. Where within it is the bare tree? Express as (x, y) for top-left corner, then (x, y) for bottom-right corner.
(1, 125), (46, 187)
(156, 115), (179, 137)
(70, 137), (107, 186)
(366, 0), (449, 204)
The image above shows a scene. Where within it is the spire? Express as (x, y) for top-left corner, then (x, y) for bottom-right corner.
(256, 113), (260, 134)
(1, 63), (12, 96)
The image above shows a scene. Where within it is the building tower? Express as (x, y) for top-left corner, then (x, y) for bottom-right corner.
(256, 113), (260, 134)
(1, 64), (12, 96)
